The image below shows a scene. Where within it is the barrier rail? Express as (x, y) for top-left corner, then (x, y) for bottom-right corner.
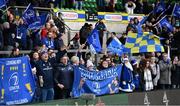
(0, 49), (90, 55)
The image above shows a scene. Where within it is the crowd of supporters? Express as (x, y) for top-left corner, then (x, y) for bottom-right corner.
(0, 0), (180, 103)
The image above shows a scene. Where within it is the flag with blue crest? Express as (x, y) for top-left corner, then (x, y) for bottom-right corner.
(124, 32), (164, 53)
(159, 16), (173, 32)
(0, 0), (6, 8)
(21, 4), (37, 26)
(0, 56), (36, 105)
(87, 28), (102, 54)
(172, 4), (180, 18)
(107, 37), (124, 56)
(28, 14), (48, 30)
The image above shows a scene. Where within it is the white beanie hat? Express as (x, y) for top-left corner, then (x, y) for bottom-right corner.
(86, 60), (94, 68)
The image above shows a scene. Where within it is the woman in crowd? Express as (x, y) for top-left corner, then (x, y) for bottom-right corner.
(98, 59), (109, 70)
(150, 56), (160, 90)
(171, 56), (180, 89)
(142, 59), (153, 91)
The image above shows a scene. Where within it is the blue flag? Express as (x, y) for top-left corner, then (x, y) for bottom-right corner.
(72, 65), (122, 97)
(87, 28), (102, 54)
(21, 4), (37, 26)
(0, 56), (36, 105)
(159, 17), (173, 32)
(17, 25), (28, 48)
(139, 16), (147, 25)
(107, 37), (124, 56)
(172, 4), (180, 18)
(28, 14), (48, 30)
(153, 0), (165, 13)
(0, 0), (6, 8)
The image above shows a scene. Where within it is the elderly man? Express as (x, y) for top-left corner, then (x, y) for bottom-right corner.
(54, 55), (74, 99)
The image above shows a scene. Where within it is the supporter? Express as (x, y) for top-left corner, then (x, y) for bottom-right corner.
(155, 52), (162, 63)
(150, 56), (160, 90)
(98, 59), (109, 70)
(86, 59), (95, 71)
(71, 55), (80, 66)
(42, 32), (55, 49)
(142, 60), (154, 91)
(119, 33), (127, 45)
(54, 33), (65, 50)
(131, 59), (141, 91)
(69, 33), (80, 50)
(36, 51), (54, 102)
(56, 45), (68, 61)
(95, 19), (107, 47)
(79, 58), (85, 67)
(41, 22), (51, 40)
(105, 0), (117, 12)
(50, 25), (59, 39)
(30, 51), (40, 68)
(125, 1), (136, 14)
(172, 27), (180, 55)
(79, 23), (92, 59)
(29, 51), (41, 102)
(106, 32), (116, 47)
(2, 22), (16, 51)
(54, 55), (74, 99)
(120, 56), (135, 92)
(126, 18), (135, 34)
(133, 17), (139, 25)
(171, 56), (180, 89)
(106, 56), (113, 67)
(134, 0), (143, 14)
(159, 53), (172, 89)
(53, 15), (65, 34)
(10, 47), (21, 58)
(79, 23), (91, 45)
(47, 48), (57, 64)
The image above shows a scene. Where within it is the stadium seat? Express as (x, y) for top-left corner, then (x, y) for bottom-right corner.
(83, 0), (97, 12)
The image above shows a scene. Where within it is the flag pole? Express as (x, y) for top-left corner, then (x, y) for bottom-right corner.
(153, 15), (167, 27)
(171, 3), (176, 16)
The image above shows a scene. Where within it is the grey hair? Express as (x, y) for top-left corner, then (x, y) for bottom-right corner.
(3, 22), (10, 29)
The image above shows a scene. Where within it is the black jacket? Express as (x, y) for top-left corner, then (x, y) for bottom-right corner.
(36, 60), (54, 89)
(54, 63), (74, 90)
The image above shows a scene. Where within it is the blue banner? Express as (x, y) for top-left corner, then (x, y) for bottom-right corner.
(0, 56), (36, 105)
(72, 65), (122, 97)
